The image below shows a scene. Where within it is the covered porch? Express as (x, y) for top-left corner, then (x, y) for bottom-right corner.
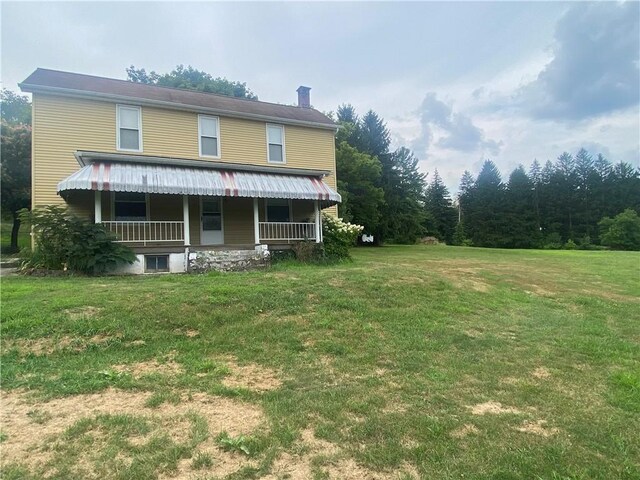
(57, 153), (340, 250)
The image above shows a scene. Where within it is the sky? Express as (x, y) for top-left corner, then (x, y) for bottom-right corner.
(2, 1), (639, 191)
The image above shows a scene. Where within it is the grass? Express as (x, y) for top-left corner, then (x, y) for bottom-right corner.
(1, 245), (639, 479)
(0, 218), (30, 259)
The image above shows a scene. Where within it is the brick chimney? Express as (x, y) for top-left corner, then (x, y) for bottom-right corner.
(297, 86), (311, 108)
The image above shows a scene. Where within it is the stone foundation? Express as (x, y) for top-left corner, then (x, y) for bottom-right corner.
(188, 248), (270, 273)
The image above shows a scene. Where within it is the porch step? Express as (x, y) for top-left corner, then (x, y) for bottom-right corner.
(188, 248), (269, 273)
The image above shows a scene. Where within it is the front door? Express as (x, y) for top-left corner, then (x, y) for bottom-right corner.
(201, 198), (223, 245)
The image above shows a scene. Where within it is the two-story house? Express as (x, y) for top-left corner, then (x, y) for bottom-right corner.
(19, 68), (340, 273)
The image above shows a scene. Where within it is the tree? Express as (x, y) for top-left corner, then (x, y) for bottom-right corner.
(379, 147), (426, 243)
(465, 160), (506, 247)
(504, 166), (541, 248)
(424, 169), (457, 243)
(1, 89), (31, 125)
(599, 209), (640, 251)
(126, 65), (258, 99)
(335, 141), (385, 234)
(1, 122), (32, 251)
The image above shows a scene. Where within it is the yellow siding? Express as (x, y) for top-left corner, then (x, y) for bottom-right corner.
(222, 197), (254, 244)
(33, 93), (339, 219)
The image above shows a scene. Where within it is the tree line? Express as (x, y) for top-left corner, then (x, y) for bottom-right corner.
(333, 105), (640, 250)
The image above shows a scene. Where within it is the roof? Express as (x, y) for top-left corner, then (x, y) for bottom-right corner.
(20, 68), (337, 130)
(58, 162), (341, 206)
(73, 151), (332, 178)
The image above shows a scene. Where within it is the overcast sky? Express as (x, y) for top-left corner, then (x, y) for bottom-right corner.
(2, 1), (639, 191)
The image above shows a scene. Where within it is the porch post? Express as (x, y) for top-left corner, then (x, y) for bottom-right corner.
(253, 198), (260, 245)
(94, 191), (102, 223)
(314, 200), (321, 243)
(182, 195), (191, 246)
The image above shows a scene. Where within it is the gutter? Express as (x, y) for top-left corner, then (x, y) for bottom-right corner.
(19, 83), (339, 132)
(73, 151), (333, 178)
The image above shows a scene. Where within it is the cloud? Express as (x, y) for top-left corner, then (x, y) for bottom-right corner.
(520, 2), (639, 120)
(412, 93), (503, 157)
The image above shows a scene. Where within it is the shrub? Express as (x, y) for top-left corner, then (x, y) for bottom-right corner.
(291, 240), (324, 262)
(322, 214), (364, 260)
(599, 209), (640, 251)
(543, 232), (563, 250)
(19, 206), (137, 274)
(564, 239), (577, 250)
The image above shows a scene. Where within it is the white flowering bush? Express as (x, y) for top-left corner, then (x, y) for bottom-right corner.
(322, 214), (364, 259)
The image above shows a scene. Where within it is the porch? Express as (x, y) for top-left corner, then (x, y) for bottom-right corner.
(90, 192), (323, 248)
(57, 155), (340, 257)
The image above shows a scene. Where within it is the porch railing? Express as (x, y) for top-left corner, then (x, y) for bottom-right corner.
(102, 221), (184, 245)
(259, 222), (316, 242)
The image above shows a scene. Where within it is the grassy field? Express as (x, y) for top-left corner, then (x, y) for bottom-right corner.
(1, 246), (639, 479)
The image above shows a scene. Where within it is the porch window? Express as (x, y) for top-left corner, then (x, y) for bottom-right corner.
(267, 124), (285, 163)
(114, 192), (147, 221)
(265, 199), (290, 222)
(198, 115), (220, 157)
(117, 105), (142, 151)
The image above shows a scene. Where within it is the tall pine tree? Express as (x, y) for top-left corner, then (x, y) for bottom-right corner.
(424, 169), (457, 243)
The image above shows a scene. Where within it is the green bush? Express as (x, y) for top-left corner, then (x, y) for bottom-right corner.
(322, 214), (364, 260)
(19, 206), (137, 274)
(564, 239), (577, 250)
(543, 232), (563, 250)
(599, 209), (640, 251)
(291, 240), (324, 262)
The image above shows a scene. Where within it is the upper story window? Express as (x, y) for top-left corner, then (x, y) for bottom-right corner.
(117, 105), (142, 152)
(267, 124), (285, 163)
(198, 115), (220, 158)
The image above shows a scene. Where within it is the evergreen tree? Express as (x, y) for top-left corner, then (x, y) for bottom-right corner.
(504, 166), (540, 248)
(424, 169), (457, 243)
(465, 160), (506, 247)
(335, 141), (385, 234)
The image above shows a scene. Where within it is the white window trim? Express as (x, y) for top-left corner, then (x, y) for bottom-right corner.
(111, 192), (150, 221)
(116, 104), (143, 152)
(198, 114), (221, 159)
(266, 123), (286, 164)
(264, 198), (293, 222)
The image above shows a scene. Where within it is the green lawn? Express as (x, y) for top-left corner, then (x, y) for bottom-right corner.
(1, 246), (639, 479)
(0, 219), (30, 258)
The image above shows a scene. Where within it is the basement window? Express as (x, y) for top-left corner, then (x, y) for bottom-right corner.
(145, 255), (169, 273)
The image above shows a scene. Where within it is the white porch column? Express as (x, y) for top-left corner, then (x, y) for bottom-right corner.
(182, 195), (191, 246)
(94, 191), (102, 223)
(253, 198), (260, 245)
(314, 200), (321, 243)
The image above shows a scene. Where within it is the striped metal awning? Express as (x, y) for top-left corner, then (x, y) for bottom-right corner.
(57, 162), (341, 205)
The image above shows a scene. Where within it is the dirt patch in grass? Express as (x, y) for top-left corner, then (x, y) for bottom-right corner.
(112, 359), (184, 378)
(532, 367), (551, 379)
(265, 427), (418, 479)
(469, 402), (523, 415)
(64, 306), (102, 319)
(450, 423), (480, 438)
(4, 334), (118, 356)
(220, 356), (283, 392)
(173, 328), (200, 338)
(160, 443), (258, 480)
(0, 388), (265, 474)
(434, 266), (491, 293)
(515, 419), (559, 437)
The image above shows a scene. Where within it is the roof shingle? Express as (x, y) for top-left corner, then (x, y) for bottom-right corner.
(20, 68), (336, 128)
